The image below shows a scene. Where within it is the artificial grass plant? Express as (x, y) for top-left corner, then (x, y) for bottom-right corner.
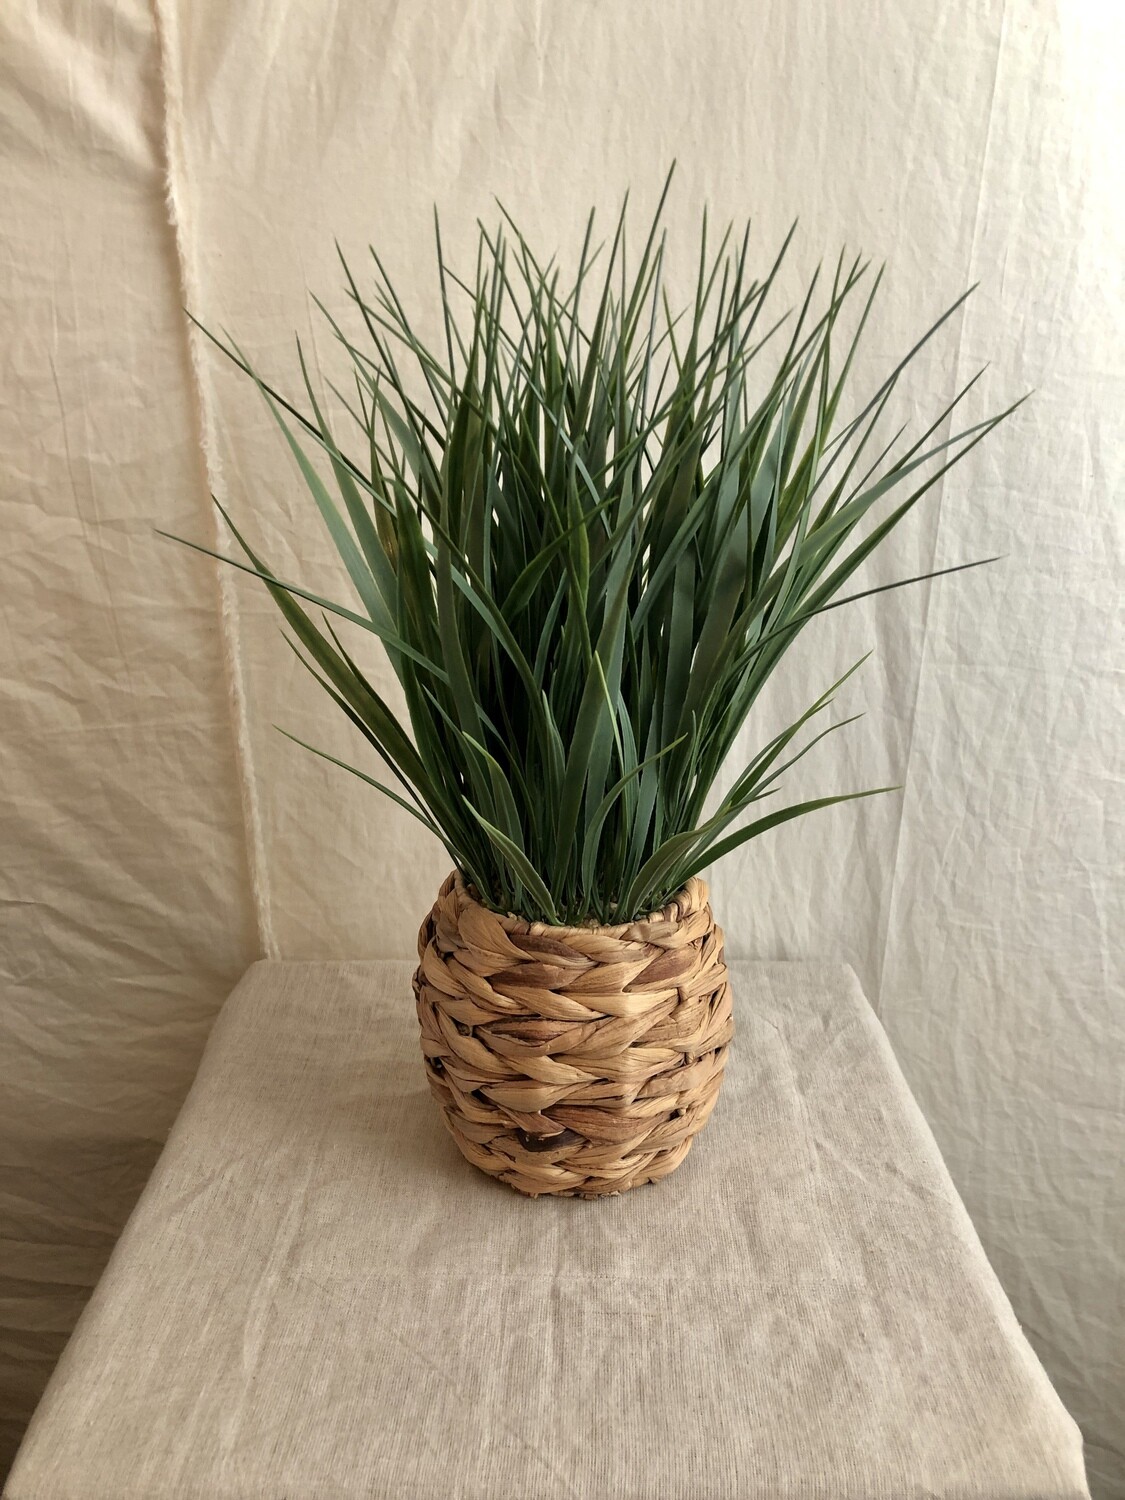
(167, 175), (1015, 925)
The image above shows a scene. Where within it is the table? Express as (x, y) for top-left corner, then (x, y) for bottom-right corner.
(4, 960), (1090, 1500)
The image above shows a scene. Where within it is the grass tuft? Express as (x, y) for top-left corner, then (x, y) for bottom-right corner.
(165, 175), (1016, 924)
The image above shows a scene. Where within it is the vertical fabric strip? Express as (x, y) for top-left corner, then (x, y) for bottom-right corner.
(874, 6), (1012, 1016)
(149, 0), (279, 958)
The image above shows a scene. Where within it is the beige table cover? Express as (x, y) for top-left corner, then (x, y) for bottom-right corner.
(4, 961), (1089, 1500)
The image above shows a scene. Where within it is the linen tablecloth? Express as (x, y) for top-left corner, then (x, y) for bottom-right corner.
(4, 960), (1089, 1500)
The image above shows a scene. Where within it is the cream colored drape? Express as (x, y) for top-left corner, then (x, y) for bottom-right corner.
(1, 1), (1121, 1492)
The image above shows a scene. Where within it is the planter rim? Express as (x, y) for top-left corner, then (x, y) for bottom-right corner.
(449, 868), (710, 939)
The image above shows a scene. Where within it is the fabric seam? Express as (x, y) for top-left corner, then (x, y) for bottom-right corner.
(874, 1), (1010, 1015)
(149, 0), (279, 958)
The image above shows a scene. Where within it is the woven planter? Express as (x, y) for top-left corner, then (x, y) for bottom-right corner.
(413, 871), (733, 1197)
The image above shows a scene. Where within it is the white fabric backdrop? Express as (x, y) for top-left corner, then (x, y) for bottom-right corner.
(1, 0), (1121, 1491)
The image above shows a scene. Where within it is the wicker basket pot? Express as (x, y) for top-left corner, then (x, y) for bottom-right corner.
(413, 871), (733, 1198)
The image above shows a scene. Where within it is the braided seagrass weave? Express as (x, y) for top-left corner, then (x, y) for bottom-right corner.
(413, 871), (733, 1197)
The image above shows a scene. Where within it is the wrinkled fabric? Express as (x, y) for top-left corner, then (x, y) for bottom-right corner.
(3, 960), (1091, 1500)
(0, 0), (1121, 1493)
(0, 0), (260, 1472)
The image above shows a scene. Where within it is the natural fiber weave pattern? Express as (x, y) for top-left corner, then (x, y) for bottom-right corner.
(413, 872), (733, 1197)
